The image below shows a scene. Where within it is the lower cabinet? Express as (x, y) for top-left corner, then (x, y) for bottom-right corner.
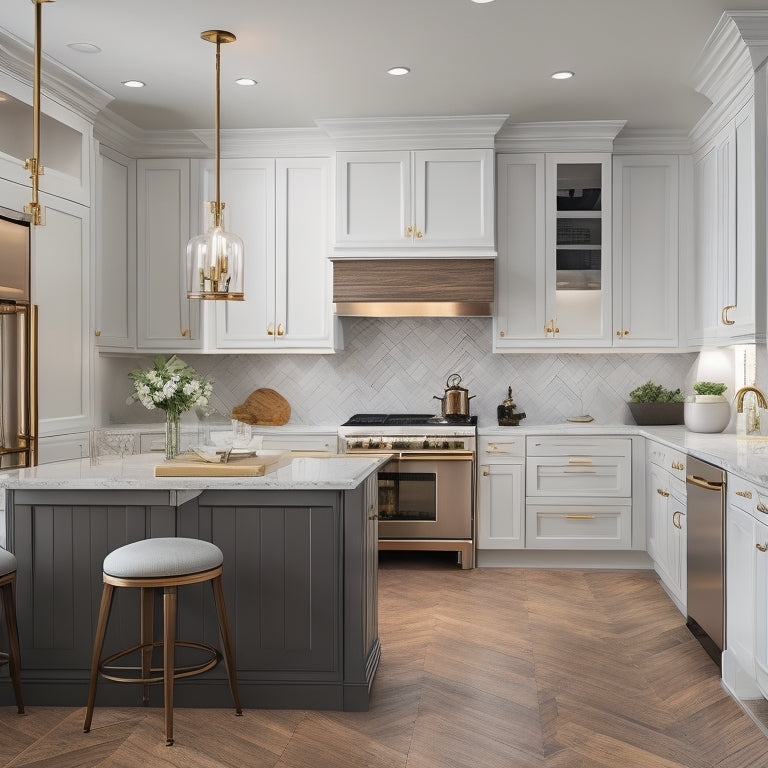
(476, 437), (525, 549)
(525, 500), (631, 549)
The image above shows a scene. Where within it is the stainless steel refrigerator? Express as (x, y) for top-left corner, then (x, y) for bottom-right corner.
(0, 209), (37, 469)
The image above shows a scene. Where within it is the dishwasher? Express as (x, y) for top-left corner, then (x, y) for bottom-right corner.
(685, 456), (726, 666)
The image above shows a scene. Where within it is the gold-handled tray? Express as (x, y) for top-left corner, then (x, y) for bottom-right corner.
(154, 450), (293, 477)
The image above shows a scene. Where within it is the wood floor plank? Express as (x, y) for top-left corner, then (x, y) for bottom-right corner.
(0, 564), (765, 767)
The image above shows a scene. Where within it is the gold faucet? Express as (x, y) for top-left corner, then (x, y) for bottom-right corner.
(735, 386), (768, 412)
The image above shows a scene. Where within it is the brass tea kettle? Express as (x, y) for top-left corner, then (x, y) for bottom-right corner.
(434, 373), (475, 419)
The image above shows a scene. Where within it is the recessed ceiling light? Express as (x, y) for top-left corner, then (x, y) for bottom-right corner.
(551, 71), (574, 80)
(387, 66), (410, 76)
(235, 77), (257, 86)
(471, 0), (496, 3)
(67, 42), (101, 54)
(122, 80), (146, 88)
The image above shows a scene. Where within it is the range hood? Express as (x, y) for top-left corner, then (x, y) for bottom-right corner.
(332, 259), (494, 317)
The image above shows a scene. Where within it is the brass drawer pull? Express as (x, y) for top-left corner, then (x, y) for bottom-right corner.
(736, 490), (753, 499)
(671, 461), (685, 471)
(757, 503), (768, 515)
(722, 305), (736, 325)
(565, 514), (596, 519)
(657, 488), (670, 497)
(757, 542), (768, 553)
(672, 510), (684, 530)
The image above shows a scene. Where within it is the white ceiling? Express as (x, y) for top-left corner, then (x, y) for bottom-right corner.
(2, 0), (768, 134)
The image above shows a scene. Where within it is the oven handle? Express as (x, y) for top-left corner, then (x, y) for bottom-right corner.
(395, 452), (475, 461)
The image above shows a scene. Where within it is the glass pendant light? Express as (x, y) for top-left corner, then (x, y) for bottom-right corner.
(186, 30), (245, 301)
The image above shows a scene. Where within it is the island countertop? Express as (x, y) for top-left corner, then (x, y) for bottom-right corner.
(0, 452), (387, 492)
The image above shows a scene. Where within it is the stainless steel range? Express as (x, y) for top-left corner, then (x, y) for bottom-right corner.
(338, 414), (477, 568)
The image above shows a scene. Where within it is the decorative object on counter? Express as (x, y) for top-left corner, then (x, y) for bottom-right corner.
(127, 356), (213, 460)
(627, 380), (684, 425)
(185, 30), (245, 301)
(433, 373), (475, 420)
(154, 449), (292, 477)
(89, 429), (137, 464)
(684, 382), (731, 434)
(231, 388), (291, 426)
(496, 386), (526, 426)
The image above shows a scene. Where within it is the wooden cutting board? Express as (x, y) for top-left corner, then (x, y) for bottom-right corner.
(154, 450), (292, 477)
(231, 388), (291, 426)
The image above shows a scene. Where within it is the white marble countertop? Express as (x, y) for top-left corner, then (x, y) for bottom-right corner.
(479, 422), (768, 486)
(0, 453), (387, 492)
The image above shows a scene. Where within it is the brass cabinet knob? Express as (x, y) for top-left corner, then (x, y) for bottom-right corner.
(482, 469), (489, 476)
(623, 329), (629, 336)
(405, 225), (414, 238)
(415, 228), (423, 239)
(277, 322), (285, 337)
(267, 324), (275, 336)
(180, 328), (190, 337)
(757, 542), (768, 553)
(94, 329), (101, 337)
(616, 330), (622, 337)
(499, 330), (505, 338)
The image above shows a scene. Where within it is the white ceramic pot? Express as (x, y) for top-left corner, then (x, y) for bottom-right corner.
(684, 397), (732, 433)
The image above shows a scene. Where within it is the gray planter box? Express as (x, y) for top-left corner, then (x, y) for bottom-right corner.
(628, 401), (684, 426)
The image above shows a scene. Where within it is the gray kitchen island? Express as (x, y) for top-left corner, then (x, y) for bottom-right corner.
(0, 453), (382, 711)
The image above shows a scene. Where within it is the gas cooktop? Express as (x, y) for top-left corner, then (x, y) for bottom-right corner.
(342, 413), (478, 427)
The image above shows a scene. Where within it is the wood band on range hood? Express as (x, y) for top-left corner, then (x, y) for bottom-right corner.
(332, 259), (494, 317)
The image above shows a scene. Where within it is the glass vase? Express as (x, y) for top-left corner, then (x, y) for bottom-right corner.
(165, 409), (181, 460)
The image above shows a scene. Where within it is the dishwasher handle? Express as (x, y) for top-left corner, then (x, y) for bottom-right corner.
(686, 474), (724, 491)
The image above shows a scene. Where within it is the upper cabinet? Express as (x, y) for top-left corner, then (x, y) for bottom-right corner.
(205, 157), (340, 352)
(334, 149), (495, 251)
(0, 75), (92, 207)
(495, 152), (613, 348)
(136, 159), (201, 350)
(612, 155), (679, 348)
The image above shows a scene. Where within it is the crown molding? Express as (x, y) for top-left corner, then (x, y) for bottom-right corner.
(194, 127), (334, 157)
(0, 27), (113, 121)
(495, 120), (626, 152)
(315, 115), (509, 149)
(612, 129), (691, 155)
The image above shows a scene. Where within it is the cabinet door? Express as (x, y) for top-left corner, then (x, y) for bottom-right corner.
(412, 149), (494, 247)
(208, 159), (276, 348)
(612, 156), (678, 347)
(546, 153), (612, 346)
(647, 464), (669, 567)
(275, 158), (335, 348)
(335, 151), (410, 246)
(726, 501), (756, 682)
(33, 194), (92, 435)
(494, 154), (547, 346)
(477, 462), (525, 549)
(666, 484), (686, 610)
(94, 147), (136, 349)
(136, 160), (200, 349)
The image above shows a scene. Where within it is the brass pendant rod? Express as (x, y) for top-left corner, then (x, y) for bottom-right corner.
(214, 35), (222, 227)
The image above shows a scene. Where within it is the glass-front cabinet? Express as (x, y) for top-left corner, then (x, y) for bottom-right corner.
(495, 152), (612, 348)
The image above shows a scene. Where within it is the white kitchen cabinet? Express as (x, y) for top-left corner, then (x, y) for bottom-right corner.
(32, 193), (92, 437)
(612, 156), (679, 347)
(334, 149), (494, 250)
(754, 514), (768, 699)
(136, 159), (200, 350)
(93, 146), (135, 349)
(495, 153), (612, 348)
(645, 441), (686, 612)
(0, 73), (92, 207)
(37, 432), (90, 464)
(476, 437), (525, 549)
(691, 100), (757, 345)
(205, 158), (338, 351)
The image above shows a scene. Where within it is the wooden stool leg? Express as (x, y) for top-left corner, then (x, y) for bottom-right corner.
(83, 583), (115, 733)
(140, 587), (154, 704)
(163, 586), (177, 746)
(1, 580), (24, 714)
(211, 575), (242, 715)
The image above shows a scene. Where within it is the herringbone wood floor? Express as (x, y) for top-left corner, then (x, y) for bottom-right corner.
(1, 555), (767, 767)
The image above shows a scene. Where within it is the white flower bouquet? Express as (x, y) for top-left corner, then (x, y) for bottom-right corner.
(128, 355), (213, 414)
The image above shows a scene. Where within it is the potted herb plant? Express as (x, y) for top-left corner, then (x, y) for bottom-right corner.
(684, 381), (731, 433)
(628, 380), (684, 425)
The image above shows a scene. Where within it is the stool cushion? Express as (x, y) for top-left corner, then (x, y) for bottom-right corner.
(103, 538), (223, 579)
(0, 547), (17, 577)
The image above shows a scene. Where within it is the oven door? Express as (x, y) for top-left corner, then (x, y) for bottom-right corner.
(377, 452), (474, 540)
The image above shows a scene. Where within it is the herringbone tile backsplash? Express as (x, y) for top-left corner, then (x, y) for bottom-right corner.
(105, 318), (699, 428)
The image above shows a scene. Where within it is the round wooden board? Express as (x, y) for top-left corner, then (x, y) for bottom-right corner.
(231, 388), (291, 426)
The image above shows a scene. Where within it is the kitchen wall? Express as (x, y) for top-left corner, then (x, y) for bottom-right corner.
(98, 317), (700, 429)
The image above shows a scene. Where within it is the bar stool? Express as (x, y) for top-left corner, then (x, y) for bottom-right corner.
(0, 548), (23, 714)
(83, 537), (242, 745)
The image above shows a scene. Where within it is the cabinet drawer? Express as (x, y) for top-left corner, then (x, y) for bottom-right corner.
(728, 475), (768, 521)
(526, 502), (632, 549)
(478, 436), (525, 458)
(527, 436), (631, 457)
(526, 456), (631, 497)
(647, 441), (686, 477)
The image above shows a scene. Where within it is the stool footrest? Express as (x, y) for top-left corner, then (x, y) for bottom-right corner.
(99, 640), (221, 685)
